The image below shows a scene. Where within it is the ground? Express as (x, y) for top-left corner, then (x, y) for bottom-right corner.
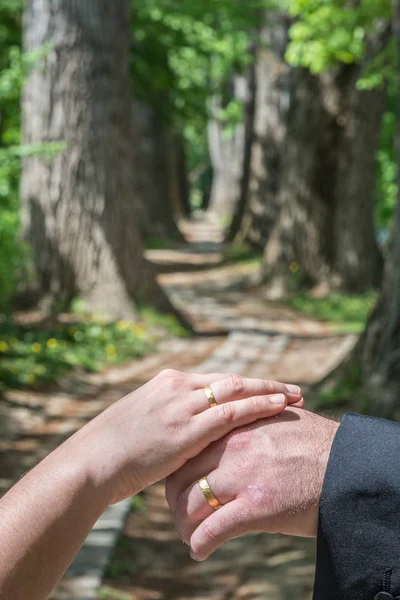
(0, 220), (357, 600)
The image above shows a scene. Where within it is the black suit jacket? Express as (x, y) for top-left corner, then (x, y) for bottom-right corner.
(313, 413), (400, 600)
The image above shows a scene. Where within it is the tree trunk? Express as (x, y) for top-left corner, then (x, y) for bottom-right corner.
(131, 100), (185, 241)
(207, 75), (248, 223)
(173, 134), (191, 219)
(21, 0), (176, 320)
(355, 0), (400, 417)
(225, 54), (257, 243)
(235, 12), (290, 249)
(333, 66), (384, 291)
(263, 64), (384, 296)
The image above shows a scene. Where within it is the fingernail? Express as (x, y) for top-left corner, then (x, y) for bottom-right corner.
(270, 394), (286, 405)
(285, 384), (300, 395)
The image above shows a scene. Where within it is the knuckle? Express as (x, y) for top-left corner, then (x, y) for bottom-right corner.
(219, 402), (236, 426)
(227, 373), (244, 395)
(265, 380), (276, 394)
(159, 368), (182, 379)
(159, 369), (187, 394)
(250, 396), (262, 413)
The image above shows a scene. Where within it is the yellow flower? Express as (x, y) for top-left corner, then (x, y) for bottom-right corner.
(106, 344), (116, 355)
(130, 324), (145, 336)
(31, 343), (42, 353)
(0, 341), (9, 352)
(116, 321), (130, 331)
(47, 338), (58, 349)
(289, 262), (300, 273)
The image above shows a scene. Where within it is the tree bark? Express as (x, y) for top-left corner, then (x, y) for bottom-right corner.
(236, 12), (290, 249)
(131, 100), (185, 241)
(333, 65), (384, 291)
(21, 0), (176, 320)
(355, 0), (400, 417)
(263, 64), (384, 296)
(207, 75), (248, 223)
(225, 54), (257, 243)
(173, 134), (191, 219)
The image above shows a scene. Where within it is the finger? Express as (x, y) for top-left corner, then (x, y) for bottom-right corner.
(166, 443), (222, 516)
(173, 471), (233, 544)
(189, 498), (256, 561)
(189, 373), (238, 388)
(189, 393), (287, 455)
(190, 374), (302, 414)
(291, 397), (305, 409)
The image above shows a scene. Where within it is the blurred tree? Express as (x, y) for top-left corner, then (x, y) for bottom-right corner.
(0, 0), (24, 309)
(131, 100), (185, 241)
(228, 10), (290, 247)
(262, 0), (391, 295)
(356, 0), (400, 417)
(263, 64), (385, 295)
(21, 0), (176, 319)
(207, 74), (250, 223)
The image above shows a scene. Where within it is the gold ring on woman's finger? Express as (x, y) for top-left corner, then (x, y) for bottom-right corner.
(204, 386), (217, 408)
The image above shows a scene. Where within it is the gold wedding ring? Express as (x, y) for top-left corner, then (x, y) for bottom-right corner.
(198, 476), (223, 510)
(204, 386), (217, 408)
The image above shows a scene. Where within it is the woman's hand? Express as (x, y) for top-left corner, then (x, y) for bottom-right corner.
(69, 370), (304, 504)
(166, 408), (338, 561)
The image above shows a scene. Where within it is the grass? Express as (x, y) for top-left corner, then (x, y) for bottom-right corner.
(139, 306), (191, 339)
(223, 243), (262, 265)
(0, 308), (188, 391)
(314, 366), (363, 412)
(144, 236), (177, 251)
(104, 557), (138, 580)
(98, 587), (131, 600)
(289, 291), (378, 333)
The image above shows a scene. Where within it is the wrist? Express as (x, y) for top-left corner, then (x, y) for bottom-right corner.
(312, 418), (339, 523)
(58, 426), (118, 508)
(60, 414), (145, 505)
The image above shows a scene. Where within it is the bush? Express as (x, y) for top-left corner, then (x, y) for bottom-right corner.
(0, 317), (154, 390)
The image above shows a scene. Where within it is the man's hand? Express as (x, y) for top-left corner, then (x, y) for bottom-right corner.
(166, 408), (339, 561)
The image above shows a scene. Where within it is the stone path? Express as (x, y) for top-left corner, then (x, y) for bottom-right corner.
(0, 217), (357, 599)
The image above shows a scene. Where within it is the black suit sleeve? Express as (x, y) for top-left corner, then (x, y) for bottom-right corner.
(313, 413), (400, 600)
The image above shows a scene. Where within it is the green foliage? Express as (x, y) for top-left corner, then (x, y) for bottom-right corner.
(223, 243), (262, 264)
(0, 1), (55, 309)
(316, 365), (362, 410)
(286, 0), (392, 75)
(104, 558), (137, 580)
(376, 82), (398, 232)
(289, 291), (378, 333)
(0, 318), (154, 390)
(0, 1), (22, 308)
(131, 0), (264, 199)
(131, 0), (258, 126)
(139, 306), (191, 338)
(98, 587), (131, 600)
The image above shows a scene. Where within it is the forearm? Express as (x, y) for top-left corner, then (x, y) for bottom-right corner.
(0, 439), (110, 600)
